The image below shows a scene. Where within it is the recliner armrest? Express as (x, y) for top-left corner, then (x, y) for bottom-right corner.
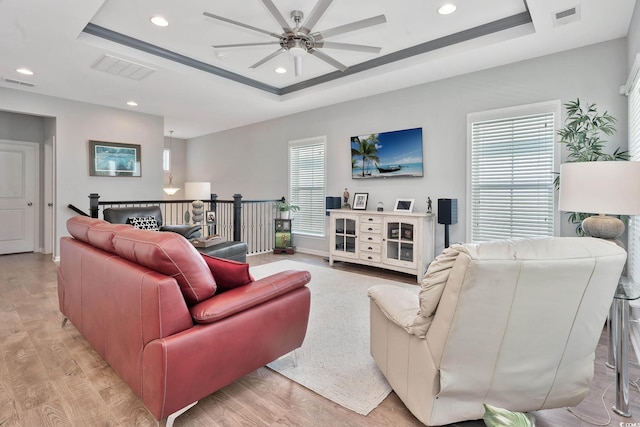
(369, 285), (432, 338)
(190, 270), (311, 324)
(160, 224), (201, 239)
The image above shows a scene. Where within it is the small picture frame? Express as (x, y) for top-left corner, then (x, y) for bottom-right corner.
(394, 199), (415, 213)
(352, 193), (369, 210)
(89, 140), (141, 177)
(205, 211), (216, 224)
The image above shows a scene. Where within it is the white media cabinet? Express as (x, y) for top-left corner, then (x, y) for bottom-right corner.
(329, 210), (435, 283)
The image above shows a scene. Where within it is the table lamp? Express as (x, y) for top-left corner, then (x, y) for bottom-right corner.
(185, 182), (211, 228)
(559, 161), (640, 242)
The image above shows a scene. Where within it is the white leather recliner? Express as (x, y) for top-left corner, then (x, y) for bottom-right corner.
(369, 237), (626, 426)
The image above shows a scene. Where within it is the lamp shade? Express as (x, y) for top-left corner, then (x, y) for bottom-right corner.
(559, 161), (640, 215)
(184, 182), (211, 200)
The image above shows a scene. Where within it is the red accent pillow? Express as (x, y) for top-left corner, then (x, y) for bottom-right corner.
(200, 254), (254, 292)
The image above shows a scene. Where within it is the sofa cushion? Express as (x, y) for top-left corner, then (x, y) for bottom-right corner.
(200, 254), (254, 292)
(67, 216), (110, 244)
(112, 227), (217, 304)
(87, 222), (132, 254)
(128, 216), (160, 231)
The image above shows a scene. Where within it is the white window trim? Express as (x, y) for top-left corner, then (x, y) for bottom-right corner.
(288, 135), (327, 238)
(466, 100), (562, 242)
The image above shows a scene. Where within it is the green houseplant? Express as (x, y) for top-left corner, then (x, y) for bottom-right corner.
(275, 198), (300, 219)
(556, 98), (628, 235)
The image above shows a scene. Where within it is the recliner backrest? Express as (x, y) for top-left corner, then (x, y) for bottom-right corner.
(103, 206), (164, 227)
(424, 237), (626, 414)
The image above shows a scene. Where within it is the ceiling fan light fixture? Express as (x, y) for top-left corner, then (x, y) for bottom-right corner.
(438, 3), (457, 15)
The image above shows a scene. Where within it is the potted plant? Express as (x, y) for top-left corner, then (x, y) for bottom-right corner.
(556, 98), (628, 235)
(275, 198), (300, 219)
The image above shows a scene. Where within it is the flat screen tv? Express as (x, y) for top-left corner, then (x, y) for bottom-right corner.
(351, 127), (423, 179)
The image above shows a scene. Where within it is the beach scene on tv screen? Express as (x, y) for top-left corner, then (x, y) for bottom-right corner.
(351, 127), (423, 179)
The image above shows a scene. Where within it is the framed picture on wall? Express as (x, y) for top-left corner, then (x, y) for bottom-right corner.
(89, 140), (141, 177)
(353, 193), (369, 210)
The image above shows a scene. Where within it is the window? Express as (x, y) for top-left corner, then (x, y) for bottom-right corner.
(289, 136), (326, 237)
(468, 101), (559, 242)
(628, 70), (640, 282)
(163, 148), (170, 172)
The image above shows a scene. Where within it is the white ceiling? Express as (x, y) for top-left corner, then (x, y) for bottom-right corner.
(0, 0), (636, 138)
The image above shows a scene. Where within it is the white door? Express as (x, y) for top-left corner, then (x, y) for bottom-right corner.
(0, 141), (38, 254)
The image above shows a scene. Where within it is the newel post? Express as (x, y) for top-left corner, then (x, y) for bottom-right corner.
(233, 194), (242, 242)
(89, 193), (100, 218)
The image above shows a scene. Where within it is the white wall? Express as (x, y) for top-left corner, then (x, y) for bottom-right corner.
(0, 87), (164, 256)
(187, 38), (629, 256)
(628, 2), (640, 72)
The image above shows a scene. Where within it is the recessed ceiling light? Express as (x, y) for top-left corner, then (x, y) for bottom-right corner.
(127, 101), (138, 106)
(150, 16), (169, 27)
(16, 68), (34, 76)
(275, 67), (287, 74)
(438, 3), (457, 15)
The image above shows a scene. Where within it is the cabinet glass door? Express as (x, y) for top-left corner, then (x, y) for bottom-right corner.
(335, 217), (357, 254)
(385, 220), (415, 265)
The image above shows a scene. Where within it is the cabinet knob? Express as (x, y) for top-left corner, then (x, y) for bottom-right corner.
(368, 247), (373, 250)
(368, 227), (373, 231)
(367, 256), (373, 260)
(368, 237), (373, 241)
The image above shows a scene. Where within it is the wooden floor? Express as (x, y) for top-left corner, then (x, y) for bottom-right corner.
(1, 252), (639, 426)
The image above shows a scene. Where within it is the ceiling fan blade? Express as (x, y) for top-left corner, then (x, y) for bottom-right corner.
(203, 11), (281, 38)
(308, 48), (347, 72)
(300, 0), (333, 34)
(250, 48), (286, 69)
(213, 41), (280, 49)
(313, 14), (386, 41)
(315, 41), (381, 54)
(260, 0), (293, 32)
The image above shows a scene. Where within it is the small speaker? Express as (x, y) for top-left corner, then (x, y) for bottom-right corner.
(438, 199), (458, 225)
(326, 196), (342, 215)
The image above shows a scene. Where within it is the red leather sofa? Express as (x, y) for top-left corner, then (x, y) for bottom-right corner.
(57, 216), (311, 425)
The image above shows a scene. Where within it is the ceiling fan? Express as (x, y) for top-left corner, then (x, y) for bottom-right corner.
(203, 0), (386, 77)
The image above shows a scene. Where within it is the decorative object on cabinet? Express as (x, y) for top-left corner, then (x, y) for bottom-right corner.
(343, 188), (351, 208)
(377, 201), (384, 212)
(394, 199), (414, 213)
(351, 127), (423, 179)
(329, 210), (435, 282)
(274, 219), (294, 254)
(438, 198), (458, 248)
(89, 140), (141, 177)
(353, 193), (369, 210)
(427, 197), (432, 213)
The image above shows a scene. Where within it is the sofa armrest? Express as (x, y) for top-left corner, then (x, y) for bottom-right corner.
(368, 285), (432, 338)
(190, 270), (311, 324)
(160, 224), (201, 239)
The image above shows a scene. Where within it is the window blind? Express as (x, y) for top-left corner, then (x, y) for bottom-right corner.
(628, 83), (640, 281)
(471, 112), (555, 242)
(289, 138), (326, 237)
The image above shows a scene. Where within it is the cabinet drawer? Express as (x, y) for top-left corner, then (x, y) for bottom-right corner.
(360, 252), (381, 263)
(360, 223), (382, 234)
(360, 242), (382, 253)
(360, 233), (382, 244)
(361, 216), (382, 225)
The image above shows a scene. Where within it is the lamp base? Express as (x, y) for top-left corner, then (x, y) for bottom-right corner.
(582, 215), (625, 240)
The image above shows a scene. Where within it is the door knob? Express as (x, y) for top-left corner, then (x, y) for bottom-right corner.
(48, 203), (53, 207)
(27, 202), (33, 206)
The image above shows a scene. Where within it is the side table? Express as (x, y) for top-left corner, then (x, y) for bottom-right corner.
(610, 277), (640, 417)
(274, 219), (294, 254)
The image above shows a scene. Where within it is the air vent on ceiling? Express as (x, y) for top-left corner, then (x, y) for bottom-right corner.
(91, 54), (155, 80)
(2, 77), (35, 87)
(553, 5), (581, 27)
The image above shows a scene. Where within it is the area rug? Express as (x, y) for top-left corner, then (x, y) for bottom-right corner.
(250, 260), (417, 415)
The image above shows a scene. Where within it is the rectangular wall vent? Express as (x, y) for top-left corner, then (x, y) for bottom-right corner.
(91, 54), (155, 80)
(553, 5), (581, 26)
(2, 77), (35, 87)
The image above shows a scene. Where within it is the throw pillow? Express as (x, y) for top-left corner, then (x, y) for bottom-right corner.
(128, 216), (159, 231)
(200, 254), (254, 292)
